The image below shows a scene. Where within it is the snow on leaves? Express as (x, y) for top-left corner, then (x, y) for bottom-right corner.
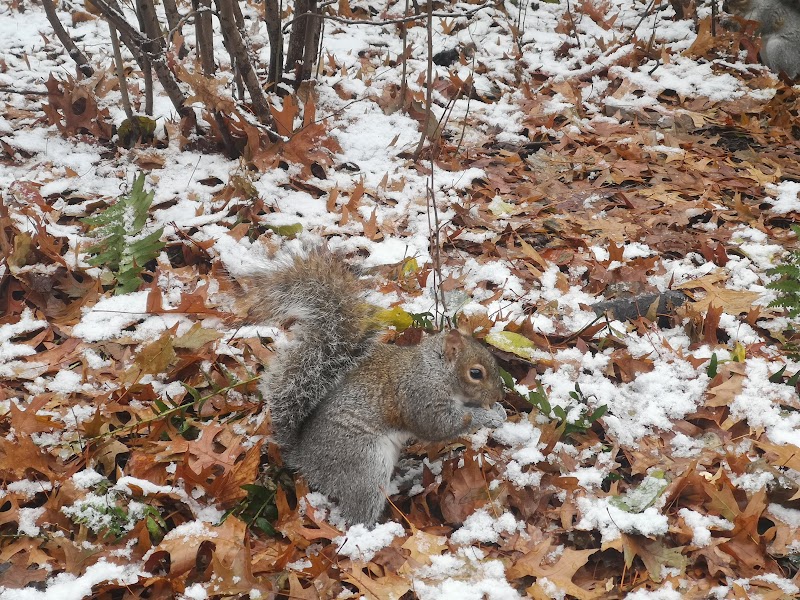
(3, 0), (800, 598)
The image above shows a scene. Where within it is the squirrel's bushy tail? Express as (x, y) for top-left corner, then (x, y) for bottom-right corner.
(245, 247), (379, 448)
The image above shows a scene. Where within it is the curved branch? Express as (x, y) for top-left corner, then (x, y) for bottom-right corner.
(42, 0), (94, 77)
(90, 0), (188, 115)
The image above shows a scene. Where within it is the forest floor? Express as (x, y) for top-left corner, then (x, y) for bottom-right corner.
(2, 0), (800, 598)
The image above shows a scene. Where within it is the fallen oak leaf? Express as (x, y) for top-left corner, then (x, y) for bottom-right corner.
(705, 362), (747, 408)
(675, 276), (763, 315)
(344, 565), (411, 600)
(275, 486), (342, 546)
(719, 488), (774, 576)
(508, 538), (601, 600)
(754, 438), (800, 473)
(621, 534), (687, 583)
(400, 526), (447, 567)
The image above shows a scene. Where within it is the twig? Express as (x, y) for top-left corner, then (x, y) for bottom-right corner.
(137, 0), (165, 116)
(108, 23), (133, 120)
(90, 0), (187, 115)
(400, 0), (410, 101)
(42, 0), (94, 77)
(565, 0), (582, 50)
(285, 0), (323, 84)
(195, 0), (215, 74)
(216, 0), (274, 125)
(281, 1), (495, 32)
(265, 0), (284, 89)
(427, 162), (447, 326)
(455, 53), (476, 154)
(711, 0), (717, 37)
(0, 86), (47, 95)
(166, 7), (216, 53)
(84, 375), (261, 442)
(413, 0), (435, 160)
(162, 0), (184, 48)
(621, 0), (658, 45)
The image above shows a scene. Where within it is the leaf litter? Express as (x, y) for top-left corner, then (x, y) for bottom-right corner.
(2, 0), (800, 598)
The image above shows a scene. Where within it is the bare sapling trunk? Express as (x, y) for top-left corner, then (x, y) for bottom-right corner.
(216, 0), (274, 125)
(42, 0), (94, 77)
(265, 0), (284, 90)
(285, 0), (322, 85)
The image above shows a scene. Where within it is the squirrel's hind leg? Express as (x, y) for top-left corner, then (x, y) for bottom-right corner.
(290, 433), (398, 526)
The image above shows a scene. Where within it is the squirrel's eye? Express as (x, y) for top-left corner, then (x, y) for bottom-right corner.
(469, 367), (485, 381)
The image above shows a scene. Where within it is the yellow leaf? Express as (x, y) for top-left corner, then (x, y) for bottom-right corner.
(123, 333), (176, 385)
(486, 331), (536, 359)
(375, 306), (414, 331)
(266, 223), (303, 237)
(401, 257), (418, 277)
(174, 323), (223, 350)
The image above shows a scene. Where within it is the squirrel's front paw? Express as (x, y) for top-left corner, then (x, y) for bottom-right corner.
(471, 403), (506, 429)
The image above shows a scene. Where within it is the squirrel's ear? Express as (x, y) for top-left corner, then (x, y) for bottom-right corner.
(443, 329), (465, 361)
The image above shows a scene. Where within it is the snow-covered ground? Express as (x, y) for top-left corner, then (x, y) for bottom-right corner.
(2, 0), (800, 598)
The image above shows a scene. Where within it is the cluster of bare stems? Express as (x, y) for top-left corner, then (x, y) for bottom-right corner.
(42, 0), (494, 317)
(42, 0), (496, 129)
(42, 0), (323, 132)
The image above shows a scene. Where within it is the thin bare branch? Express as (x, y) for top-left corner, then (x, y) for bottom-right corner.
(42, 0), (94, 77)
(281, 1), (495, 32)
(413, 0), (435, 160)
(108, 23), (133, 120)
(265, 0), (284, 89)
(216, 0), (273, 125)
(90, 0), (187, 115)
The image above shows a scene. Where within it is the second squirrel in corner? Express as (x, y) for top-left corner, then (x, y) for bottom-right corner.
(726, 0), (800, 78)
(245, 247), (506, 525)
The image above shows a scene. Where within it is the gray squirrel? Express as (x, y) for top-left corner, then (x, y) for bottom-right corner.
(726, 0), (800, 78)
(245, 247), (506, 525)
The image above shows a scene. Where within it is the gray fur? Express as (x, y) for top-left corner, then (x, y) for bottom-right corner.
(729, 0), (800, 77)
(247, 250), (506, 525)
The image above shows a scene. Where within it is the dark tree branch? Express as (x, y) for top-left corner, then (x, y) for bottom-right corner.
(90, 0), (188, 115)
(42, 0), (94, 77)
(194, 0), (216, 74)
(216, 0), (273, 124)
(265, 0), (283, 89)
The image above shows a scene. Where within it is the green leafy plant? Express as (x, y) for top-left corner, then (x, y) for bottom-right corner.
(768, 225), (800, 318)
(768, 364), (800, 387)
(225, 483), (279, 536)
(527, 381), (607, 438)
(706, 353), (719, 378)
(411, 311), (435, 329)
(83, 173), (164, 294)
(64, 490), (163, 540)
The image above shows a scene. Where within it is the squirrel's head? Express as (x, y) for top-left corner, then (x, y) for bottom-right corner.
(442, 329), (505, 408)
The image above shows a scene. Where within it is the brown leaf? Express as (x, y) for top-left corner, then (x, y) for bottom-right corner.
(401, 527), (447, 566)
(621, 535), (687, 583)
(345, 566), (411, 600)
(123, 332), (177, 385)
(509, 538), (601, 600)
